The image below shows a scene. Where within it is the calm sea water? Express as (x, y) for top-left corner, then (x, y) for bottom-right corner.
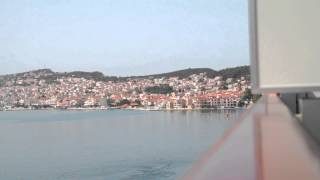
(0, 109), (242, 180)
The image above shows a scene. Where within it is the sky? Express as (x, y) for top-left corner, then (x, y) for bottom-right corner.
(0, 0), (249, 76)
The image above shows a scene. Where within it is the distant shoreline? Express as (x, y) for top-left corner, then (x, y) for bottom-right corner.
(0, 107), (246, 112)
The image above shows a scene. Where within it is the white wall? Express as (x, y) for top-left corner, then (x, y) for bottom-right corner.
(252, 0), (320, 91)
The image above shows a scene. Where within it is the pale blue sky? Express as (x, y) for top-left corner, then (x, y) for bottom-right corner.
(0, 0), (249, 76)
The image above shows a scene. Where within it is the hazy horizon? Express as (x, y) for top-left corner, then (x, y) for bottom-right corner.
(0, 0), (249, 76)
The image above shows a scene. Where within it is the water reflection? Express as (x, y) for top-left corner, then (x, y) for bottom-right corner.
(0, 110), (242, 180)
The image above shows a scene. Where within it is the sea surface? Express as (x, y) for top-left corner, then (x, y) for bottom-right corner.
(0, 109), (242, 180)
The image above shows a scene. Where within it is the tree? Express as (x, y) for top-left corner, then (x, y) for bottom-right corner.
(134, 99), (142, 106)
(75, 99), (85, 107)
(117, 99), (130, 106)
(239, 88), (261, 107)
(0, 79), (4, 87)
(144, 84), (174, 94)
(106, 98), (115, 106)
(220, 84), (228, 90)
(198, 78), (204, 83)
(134, 87), (142, 94)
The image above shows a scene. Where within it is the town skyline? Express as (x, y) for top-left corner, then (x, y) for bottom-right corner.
(0, 65), (253, 111)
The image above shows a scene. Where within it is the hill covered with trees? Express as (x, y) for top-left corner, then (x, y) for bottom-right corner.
(0, 65), (250, 86)
(218, 66), (250, 80)
(127, 68), (220, 79)
(125, 66), (249, 80)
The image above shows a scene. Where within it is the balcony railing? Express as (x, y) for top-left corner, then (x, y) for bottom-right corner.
(181, 95), (320, 180)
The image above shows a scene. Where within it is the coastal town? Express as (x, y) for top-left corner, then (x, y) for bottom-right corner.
(0, 68), (253, 111)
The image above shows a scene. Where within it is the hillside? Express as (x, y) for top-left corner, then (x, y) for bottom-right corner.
(0, 69), (119, 83)
(218, 66), (250, 80)
(126, 66), (250, 80)
(127, 68), (219, 80)
(0, 65), (250, 85)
